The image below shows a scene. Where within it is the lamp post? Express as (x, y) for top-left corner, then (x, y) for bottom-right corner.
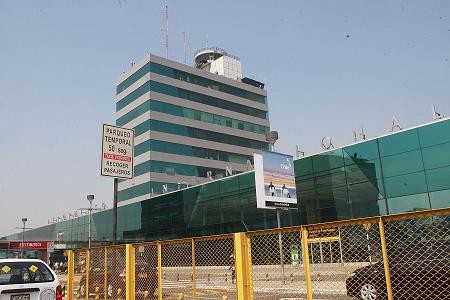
(21, 217), (27, 258)
(79, 195), (102, 249)
(86, 195), (94, 249)
(265, 131), (286, 283)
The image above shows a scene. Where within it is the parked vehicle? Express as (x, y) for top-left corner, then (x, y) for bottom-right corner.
(346, 240), (449, 299)
(0, 259), (64, 300)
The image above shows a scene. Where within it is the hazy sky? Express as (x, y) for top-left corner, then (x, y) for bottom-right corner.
(1, 1), (449, 237)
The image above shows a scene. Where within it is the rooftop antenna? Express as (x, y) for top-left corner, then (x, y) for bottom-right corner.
(206, 34), (208, 48)
(161, 5), (169, 58)
(182, 31), (187, 64)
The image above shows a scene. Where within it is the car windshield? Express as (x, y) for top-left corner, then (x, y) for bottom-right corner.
(0, 261), (54, 285)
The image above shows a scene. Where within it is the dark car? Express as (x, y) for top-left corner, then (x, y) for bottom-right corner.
(346, 240), (449, 299)
(78, 261), (157, 299)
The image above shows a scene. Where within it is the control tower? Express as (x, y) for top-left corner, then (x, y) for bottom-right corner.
(194, 47), (243, 81)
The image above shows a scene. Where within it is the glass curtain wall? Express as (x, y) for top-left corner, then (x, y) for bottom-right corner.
(295, 119), (450, 223)
(4, 120), (449, 244)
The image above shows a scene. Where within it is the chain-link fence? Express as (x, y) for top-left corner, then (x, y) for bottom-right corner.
(66, 208), (449, 300)
(134, 243), (158, 300)
(105, 246), (126, 300)
(160, 239), (193, 299)
(383, 212), (449, 299)
(73, 250), (87, 299)
(194, 235), (235, 300)
(308, 221), (385, 300)
(248, 228), (304, 299)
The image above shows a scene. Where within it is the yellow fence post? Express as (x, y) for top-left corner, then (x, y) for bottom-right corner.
(379, 217), (393, 300)
(104, 248), (108, 300)
(125, 244), (135, 300)
(234, 232), (252, 300)
(157, 242), (163, 300)
(191, 239), (196, 299)
(301, 227), (313, 300)
(246, 234), (253, 298)
(67, 250), (74, 300)
(85, 250), (90, 300)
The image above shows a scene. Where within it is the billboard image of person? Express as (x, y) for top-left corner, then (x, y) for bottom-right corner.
(254, 151), (297, 209)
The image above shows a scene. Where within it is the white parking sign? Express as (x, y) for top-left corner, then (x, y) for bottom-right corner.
(101, 124), (134, 179)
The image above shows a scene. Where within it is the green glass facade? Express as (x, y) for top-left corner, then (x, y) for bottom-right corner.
(296, 118), (450, 223)
(3, 119), (449, 244)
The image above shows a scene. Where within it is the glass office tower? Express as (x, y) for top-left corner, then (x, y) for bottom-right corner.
(115, 52), (270, 206)
(2, 119), (449, 244)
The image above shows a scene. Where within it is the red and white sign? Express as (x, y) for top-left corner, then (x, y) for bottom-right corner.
(9, 241), (50, 250)
(101, 124), (134, 179)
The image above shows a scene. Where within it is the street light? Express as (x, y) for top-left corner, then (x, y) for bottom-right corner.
(15, 218), (32, 258)
(21, 218), (27, 258)
(79, 195), (102, 249)
(86, 195), (94, 249)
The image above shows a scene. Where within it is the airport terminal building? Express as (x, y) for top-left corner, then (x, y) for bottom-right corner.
(2, 117), (449, 248)
(1, 50), (449, 250)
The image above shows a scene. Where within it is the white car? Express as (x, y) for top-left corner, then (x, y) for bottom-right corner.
(0, 259), (64, 300)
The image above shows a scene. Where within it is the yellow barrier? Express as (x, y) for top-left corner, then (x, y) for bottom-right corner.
(67, 208), (449, 300)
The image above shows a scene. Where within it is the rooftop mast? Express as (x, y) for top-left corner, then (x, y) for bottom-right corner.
(161, 5), (169, 58)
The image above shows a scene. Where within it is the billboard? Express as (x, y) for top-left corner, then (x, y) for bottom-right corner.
(101, 124), (134, 179)
(254, 151), (297, 209)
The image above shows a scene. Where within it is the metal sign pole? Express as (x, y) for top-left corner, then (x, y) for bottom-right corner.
(277, 209), (286, 284)
(113, 178), (118, 245)
(88, 200), (92, 249)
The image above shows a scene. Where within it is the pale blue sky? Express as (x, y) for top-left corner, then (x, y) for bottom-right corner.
(1, 1), (449, 237)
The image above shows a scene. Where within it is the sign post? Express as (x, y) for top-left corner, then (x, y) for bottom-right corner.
(101, 124), (134, 245)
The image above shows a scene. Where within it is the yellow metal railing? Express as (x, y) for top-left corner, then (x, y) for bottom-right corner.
(67, 207), (449, 300)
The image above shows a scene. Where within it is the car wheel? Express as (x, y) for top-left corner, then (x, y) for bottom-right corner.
(360, 282), (378, 300)
(107, 283), (113, 298)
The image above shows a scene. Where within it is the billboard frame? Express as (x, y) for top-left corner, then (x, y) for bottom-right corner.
(254, 151), (298, 210)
